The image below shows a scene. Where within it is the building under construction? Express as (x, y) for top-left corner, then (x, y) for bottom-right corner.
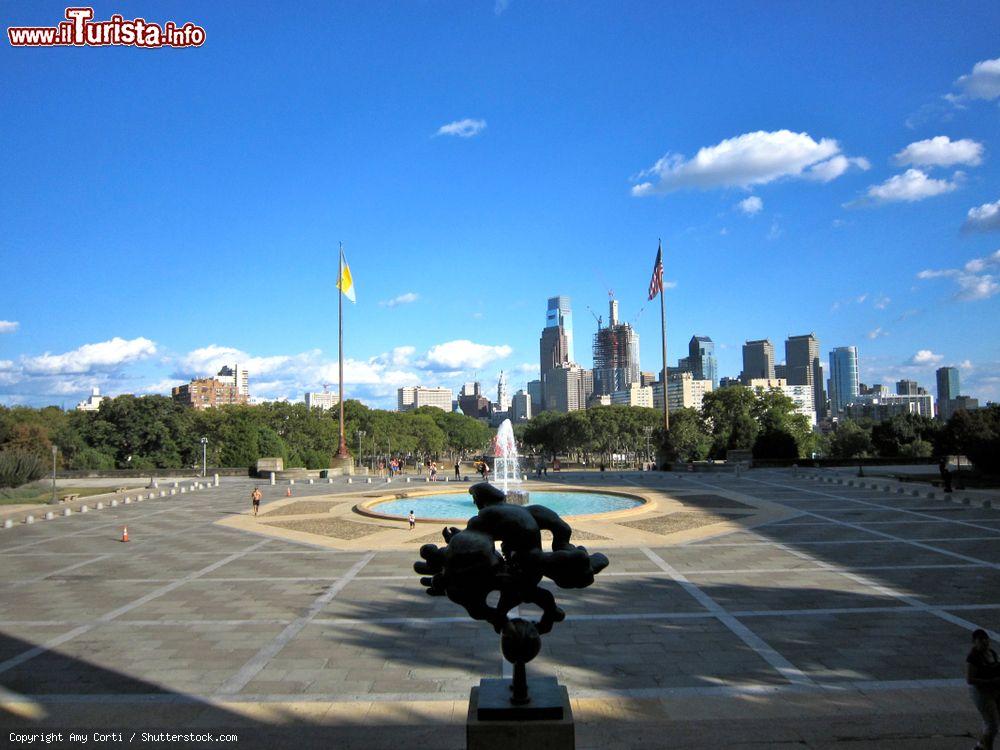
(592, 298), (641, 396)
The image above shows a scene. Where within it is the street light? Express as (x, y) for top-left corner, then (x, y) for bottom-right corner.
(50, 444), (58, 505)
(200, 436), (208, 477)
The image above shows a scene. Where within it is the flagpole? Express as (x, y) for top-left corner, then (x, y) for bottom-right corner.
(659, 239), (670, 433)
(337, 241), (349, 458)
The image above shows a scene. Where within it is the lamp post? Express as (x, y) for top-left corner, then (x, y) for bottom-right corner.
(50, 444), (58, 505)
(200, 437), (208, 477)
(357, 430), (365, 471)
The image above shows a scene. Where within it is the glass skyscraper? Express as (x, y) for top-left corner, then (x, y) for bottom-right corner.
(936, 366), (960, 421)
(546, 296), (574, 364)
(687, 335), (718, 388)
(828, 346), (860, 418)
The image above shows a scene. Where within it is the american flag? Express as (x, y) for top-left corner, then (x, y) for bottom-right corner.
(648, 242), (664, 301)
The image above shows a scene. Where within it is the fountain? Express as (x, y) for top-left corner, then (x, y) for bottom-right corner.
(492, 418), (528, 504)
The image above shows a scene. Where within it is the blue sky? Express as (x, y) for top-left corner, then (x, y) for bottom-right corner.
(2, 1), (999, 408)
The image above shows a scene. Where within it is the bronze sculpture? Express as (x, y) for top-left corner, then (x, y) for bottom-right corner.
(414, 482), (609, 707)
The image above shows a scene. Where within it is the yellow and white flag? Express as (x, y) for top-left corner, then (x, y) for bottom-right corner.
(337, 245), (356, 303)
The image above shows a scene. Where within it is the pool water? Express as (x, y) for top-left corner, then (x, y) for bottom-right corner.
(372, 491), (641, 520)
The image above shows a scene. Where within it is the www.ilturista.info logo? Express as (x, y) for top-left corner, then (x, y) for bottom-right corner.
(8, 7), (206, 48)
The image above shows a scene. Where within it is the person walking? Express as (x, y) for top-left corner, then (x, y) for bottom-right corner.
(940, 457), (954, 493)
(967, 628), (1000, 750)
(408, 510), (415, 530)
(454, 459), (461, 479)
(430, 461), (438, 481)
(251, 487), (262, 516)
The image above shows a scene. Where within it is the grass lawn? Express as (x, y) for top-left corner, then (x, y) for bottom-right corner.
(0, 485), (120, 506)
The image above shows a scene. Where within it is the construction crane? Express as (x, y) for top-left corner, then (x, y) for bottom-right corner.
(585, 305), (603, 330)
(321, 383), (331, 393)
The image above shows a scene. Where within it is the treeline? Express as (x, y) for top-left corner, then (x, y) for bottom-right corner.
(823, 406), (999, 473)
(0, 396), (494, 485)
(519, 387), (817, 464)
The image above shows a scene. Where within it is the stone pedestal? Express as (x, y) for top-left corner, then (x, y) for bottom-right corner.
(467, 677), (573, 750)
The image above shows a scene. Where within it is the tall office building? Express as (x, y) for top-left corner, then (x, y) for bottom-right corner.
(217, 364), (250, 398)
(896, 379), (919, 396)
(526, 380), (544, 414)
(398, 386), (453, 412)
(545, 364), (593, 413)
(685, 336), (718, 388)
(545, 296), (575, 364)
(539, 298), (571, 411)
(741, 339), (775, 382)
(511, 391), (532, 423)
(592, 298), (640, 396)
(828, 346), (860, 419)
(305, 391), (340, 410)
(785, 334), (825, 420)
(936, 366), (960, 421)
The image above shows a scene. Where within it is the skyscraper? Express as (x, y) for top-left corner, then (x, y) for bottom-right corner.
(896, 379), (919, 396)
(828, 346), (860, 419)
(785, 334), (826, 420)
(496, 370), (509, 412)
(686, 335), (718, 388)
(592, 298), (640, 396)
(539, 298), (571, 411)
(936, 366), (960, 421)
(741, 339), (775, 382)
(546, 296), (574, 364)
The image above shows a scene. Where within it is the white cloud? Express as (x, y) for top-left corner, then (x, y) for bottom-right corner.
(867, 327), (888, 340)
(435, 118), (487, 138)
(909, 350), (943, 366)
(663, 280), (678, 289)
(422, 340), (512, 370)
(139, 378), (186, 395)
(766, 220), (782, 240)
(22, 337), (157, 375)
(873, 294), (890, 310)
(954, 57), (1000, 101)
(805, 155), (870, 182)
(176, 344), (293, 379)
(630, 130), (866, 195)
(861, 169), (959, 204)
(389, 346), (415, 366)
(893, 136), (984, 168)
(917, 250), (1000, 301)
(959, 359), (974, 370)
(380, 292), (419, 308)
(0, 321), (18, 334)
(737, 196), (763, 216)
(963, 199), (1000, 233)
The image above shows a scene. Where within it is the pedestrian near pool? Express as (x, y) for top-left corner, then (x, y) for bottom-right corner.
(430, 461), (438, 480)
(454, 459), (460, 479)
(251, 487), (262, 516)
(408, 510), (415, 530)
(967, 628), (1000, 750)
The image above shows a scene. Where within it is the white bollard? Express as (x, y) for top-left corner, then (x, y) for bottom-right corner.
(25, 514), (35, 524)
(327, 477), (333, 484)
(214, 474), (220, 487)
(406, 477), (411, 483)
(45, 511), (54, 520)
(366, 477), (373, 484)
(425, 477), (431, 483)
(173, 482), (179, 488)
(270, 472), (276, 486)
(110, 499), (118, 507)
(159, 490), (166, 498)
(124, 497), (132, 504)
(3, 519), (13, 529)
(152, 480), (158, 488)
(170, 489), (176, 496)
(95, 502), (104, 510)
(347, 477), (353, 484)
(180, 487), (187, 494)
(309, 479), (314, 485)
(386, 477), (392, 483)
(289, 479), (295, 485)
(80, 505), (89, 513)
(63, 508), (72, 516)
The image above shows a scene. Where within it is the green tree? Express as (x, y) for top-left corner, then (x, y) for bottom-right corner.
(659, 407), (711, 464)
(827, 419), (874, 459)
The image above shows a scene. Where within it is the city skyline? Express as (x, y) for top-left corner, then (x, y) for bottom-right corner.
(2, 2), (999, 409)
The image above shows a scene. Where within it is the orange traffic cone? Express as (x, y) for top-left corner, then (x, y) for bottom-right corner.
(286, 487), (292, 497)
(121, 526), (129, 543)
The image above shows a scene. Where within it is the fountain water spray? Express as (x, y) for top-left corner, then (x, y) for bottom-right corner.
(492, 419), (528, 504)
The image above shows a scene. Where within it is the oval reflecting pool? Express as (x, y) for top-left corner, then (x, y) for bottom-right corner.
(370, 490), (642, 520)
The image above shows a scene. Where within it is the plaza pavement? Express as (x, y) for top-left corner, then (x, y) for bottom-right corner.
(1, 469), (999, 748)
